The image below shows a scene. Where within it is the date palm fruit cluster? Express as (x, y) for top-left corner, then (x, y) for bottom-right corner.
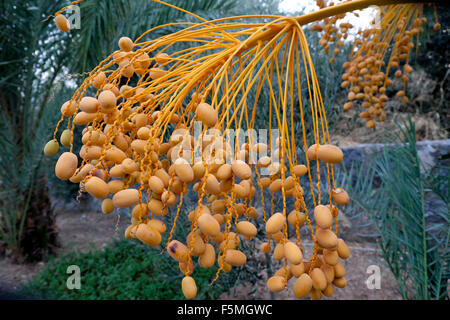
(309, 1), (441, 129)
(46, 0), (431, 299)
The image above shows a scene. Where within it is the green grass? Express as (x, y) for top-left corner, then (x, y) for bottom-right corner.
(23, 238), (238, 300)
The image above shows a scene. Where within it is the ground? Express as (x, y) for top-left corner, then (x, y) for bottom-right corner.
(0, 204), (129, 294)
(0, 205), (401, 300)
(332, 109), (448, 146)
(220, 241), (401, 300)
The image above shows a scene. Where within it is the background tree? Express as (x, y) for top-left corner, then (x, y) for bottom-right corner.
(0, 0), (238, 262)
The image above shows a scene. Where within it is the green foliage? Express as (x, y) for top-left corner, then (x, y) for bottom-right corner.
(23, 238), (238, 300)
(341, 119), (449, 300)
(71, 0), (238, 73)
(0, 0), (72, 260)
(415, 4), (450, 119)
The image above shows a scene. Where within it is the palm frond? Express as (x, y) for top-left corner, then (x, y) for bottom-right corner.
(341, 118), (449, 300)
(71, 0), (238, 73)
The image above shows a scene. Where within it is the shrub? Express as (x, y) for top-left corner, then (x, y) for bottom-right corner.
(24, 238), (238, 300)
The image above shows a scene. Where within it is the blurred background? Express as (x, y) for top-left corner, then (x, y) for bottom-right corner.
(0, 0), (448, 300)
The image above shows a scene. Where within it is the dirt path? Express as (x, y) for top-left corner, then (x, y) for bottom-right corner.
(0, 207), (401, 300)
(0, 205), (128, 294)
(220, 241), (401, 300)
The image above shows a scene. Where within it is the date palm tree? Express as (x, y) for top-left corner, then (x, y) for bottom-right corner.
(0, 0), (237, 262)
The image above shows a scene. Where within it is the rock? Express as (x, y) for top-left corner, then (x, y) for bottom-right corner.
(341, 139), (450, 170)
(416, 139), (450, 169)
(337, 212), (352, 234)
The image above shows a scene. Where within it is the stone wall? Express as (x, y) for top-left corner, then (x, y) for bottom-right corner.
(341, 139), (450, 169)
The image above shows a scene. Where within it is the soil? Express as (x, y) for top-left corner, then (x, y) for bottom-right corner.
(0, 205), (129, 295)
(0, 204), (401, 300)
(331, 109), (448, 146)
(220, 240), (401, 300)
